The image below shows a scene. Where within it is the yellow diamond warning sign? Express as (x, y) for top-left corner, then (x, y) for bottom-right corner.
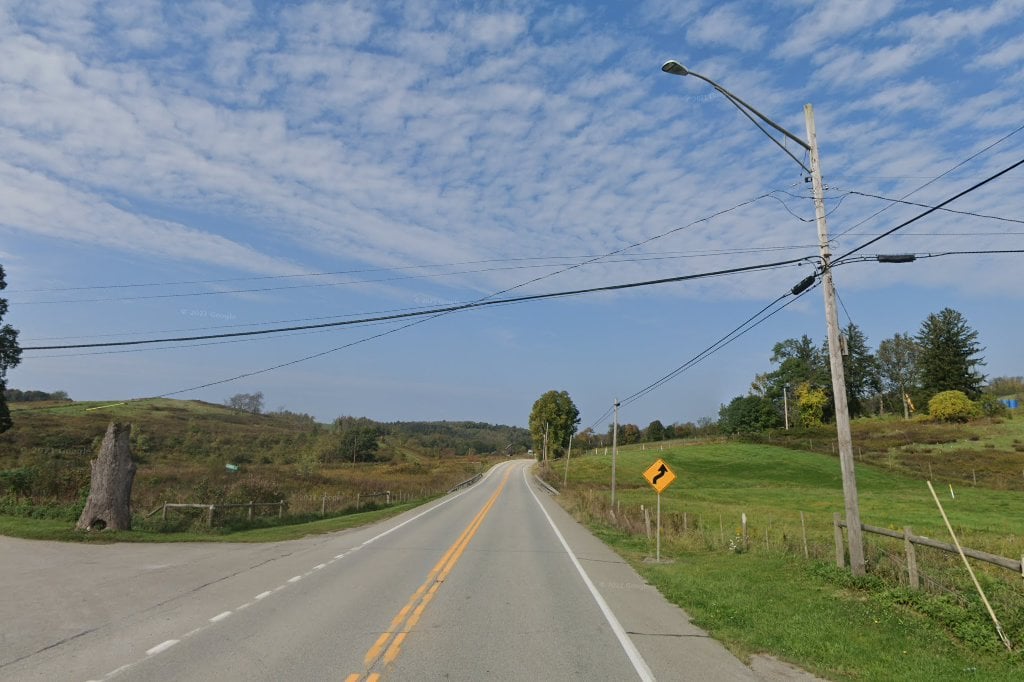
(643, 459), (676, 494)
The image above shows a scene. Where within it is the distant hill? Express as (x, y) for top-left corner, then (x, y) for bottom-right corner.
(0, 398), (530, 470)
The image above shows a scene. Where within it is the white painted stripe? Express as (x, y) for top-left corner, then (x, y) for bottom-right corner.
(254, 591), (272, 600)
(288, 575), (302, 583)
(183, 628), (203, 638)
(209, 611), (232, 623)
(522, 465), (656, 682)
(103, 663), (133, 679)
(349, 461), (510, 552)
(145, 639), (179, 656)
(314, 563), (327, 570)
(236, 601), (252, 611)
(334, 553), (347, 559)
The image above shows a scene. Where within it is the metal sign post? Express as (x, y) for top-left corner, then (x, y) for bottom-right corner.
(643, 459), (677, 563)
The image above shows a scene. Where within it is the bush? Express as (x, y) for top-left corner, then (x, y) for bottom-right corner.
(974, 393), (1009, 418)
(927, 390), (979, 422)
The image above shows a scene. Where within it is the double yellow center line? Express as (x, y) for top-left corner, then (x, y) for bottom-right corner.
(346, 465), (513, 681)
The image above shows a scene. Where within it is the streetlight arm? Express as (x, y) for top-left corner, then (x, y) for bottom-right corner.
(662, 61), (812, 173)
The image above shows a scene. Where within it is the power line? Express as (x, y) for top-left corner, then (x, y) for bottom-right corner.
(581, 283), (817, 431)
(845, 190), (1024, 225)
(22, 258), (812, 351)
(831, 121), (1024, 240)
(833, 156), (1024, 264)
(144, 190), (790, 401)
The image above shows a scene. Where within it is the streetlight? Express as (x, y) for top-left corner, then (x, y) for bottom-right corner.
(662, 60), (866, 576)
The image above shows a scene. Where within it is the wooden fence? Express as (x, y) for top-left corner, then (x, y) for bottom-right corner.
(146, 501), (286, 527)
(834, 514), (1024, 588)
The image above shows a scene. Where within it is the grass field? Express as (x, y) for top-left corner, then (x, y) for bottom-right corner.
(547, 439), (1024, 680)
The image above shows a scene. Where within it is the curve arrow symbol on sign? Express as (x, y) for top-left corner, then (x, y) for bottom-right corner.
(652, 463), (668, 485)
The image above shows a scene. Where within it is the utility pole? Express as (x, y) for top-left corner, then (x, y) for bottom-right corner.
(543, 422), (549, 464)
(783, 383), (790, 430)
(611, 399), (619, 507)
(805, 104), (865, 576)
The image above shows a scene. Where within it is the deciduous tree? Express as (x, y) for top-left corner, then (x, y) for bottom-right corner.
(528, 390), (580, 458)
(876, 333), (919, 419)
(0, 265), (21, 433)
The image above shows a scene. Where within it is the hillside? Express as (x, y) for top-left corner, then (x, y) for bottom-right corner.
(0, 398), (526, 517)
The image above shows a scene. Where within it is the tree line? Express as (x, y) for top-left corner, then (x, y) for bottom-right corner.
(718, 307), (1010, 433)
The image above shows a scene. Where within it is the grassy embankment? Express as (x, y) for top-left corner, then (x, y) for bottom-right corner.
(546, 416), (1024, 680)
(0, 399), (502, 540)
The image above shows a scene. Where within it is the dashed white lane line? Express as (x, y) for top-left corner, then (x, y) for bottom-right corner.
(91, 465), (509, 680)
(145, 640), (179, 656)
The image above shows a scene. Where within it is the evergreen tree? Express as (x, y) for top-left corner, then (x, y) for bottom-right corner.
(841, 323), (880, 417)
(0, 265), (22, 433)
(643, 420), (665, 442)
(915, 308), (985, 399)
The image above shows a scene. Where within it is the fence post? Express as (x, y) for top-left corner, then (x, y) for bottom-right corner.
(741, 513), (748, 547)
(248, 500), (254, 521)
(321, 494), (326, 517)
(356, 492), (361, 510)
(643, 505), (651, 540)
(161, 502), (167, 521)
(833, 512), (846, 569)
(386, 491), (391, 505)
(904, 526), (920, 590)
(278, 500), (284, 518)
(800, 511), (809, 559)
(207, 505), (214, 528)
(683, 512), (688, 533)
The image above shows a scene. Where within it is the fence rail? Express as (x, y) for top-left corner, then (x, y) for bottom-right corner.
(447, 473), (482, 493)
(835, 515), (1023, 588)
(147, 500), (286, 527)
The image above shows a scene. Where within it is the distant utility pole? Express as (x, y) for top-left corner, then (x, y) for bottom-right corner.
(783, 384), (790, 430)
(611, 399), (619, 507)
(543, 422), (549, 463)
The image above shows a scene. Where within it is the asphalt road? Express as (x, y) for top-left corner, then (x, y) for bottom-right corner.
(0, 460), (812, 681)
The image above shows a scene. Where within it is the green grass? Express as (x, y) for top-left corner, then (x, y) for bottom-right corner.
(562, 440), (1023, 552)
(0, 501), (419, 543)
(591, 524), (1021, 681)
(551, 441), (1024, 680)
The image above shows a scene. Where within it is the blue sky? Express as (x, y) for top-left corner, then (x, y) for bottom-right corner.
(3, 0), (1023, 430)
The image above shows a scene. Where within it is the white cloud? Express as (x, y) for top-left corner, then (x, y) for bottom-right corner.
(773, 0), (897, 59)
(685, 3), (766, 51)
(970, 38), (1024, 68)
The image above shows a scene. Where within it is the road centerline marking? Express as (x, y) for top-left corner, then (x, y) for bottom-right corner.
(349, 464), (514, 680)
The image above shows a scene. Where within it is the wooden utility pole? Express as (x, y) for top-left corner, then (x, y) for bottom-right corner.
(542, 422), (549, 463)
(611, 399), (619, 506)
(806, 104), (865, 576)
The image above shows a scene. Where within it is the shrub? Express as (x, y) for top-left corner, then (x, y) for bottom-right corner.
(927, 390), (979, 423)
(974, 393), (1009, 418)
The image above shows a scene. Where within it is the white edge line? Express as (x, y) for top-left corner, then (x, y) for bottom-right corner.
(522, 465), (656, 682)
(341, 460), (510, 554)
(209, 611), (232, 623)
(145, 639), (179, 656)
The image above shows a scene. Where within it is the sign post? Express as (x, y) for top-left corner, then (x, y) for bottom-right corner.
(642, 458), (677, 562)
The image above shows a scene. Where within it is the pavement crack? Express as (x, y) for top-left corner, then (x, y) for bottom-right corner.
(0, 627), (100, 669)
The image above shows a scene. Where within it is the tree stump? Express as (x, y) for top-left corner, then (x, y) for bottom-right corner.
(76, 422), (136, 531)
